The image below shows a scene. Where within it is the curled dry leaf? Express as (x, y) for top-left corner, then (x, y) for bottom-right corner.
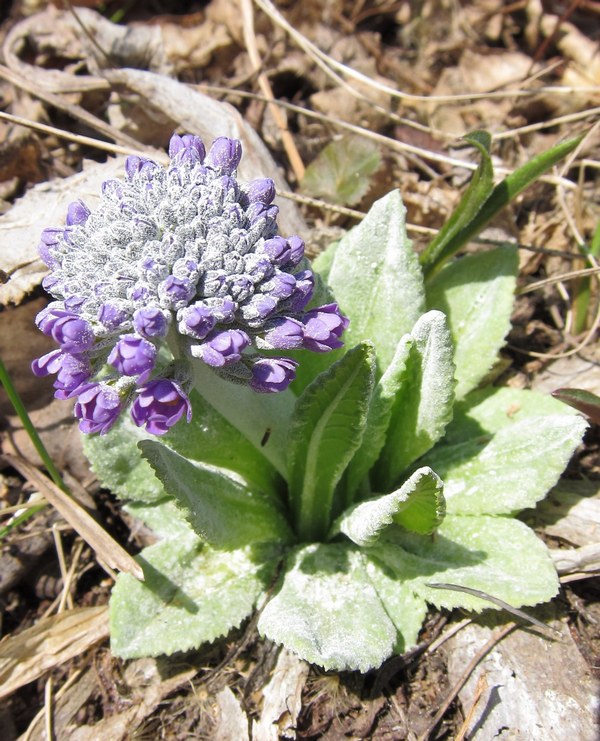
(0, 606), (108, 700)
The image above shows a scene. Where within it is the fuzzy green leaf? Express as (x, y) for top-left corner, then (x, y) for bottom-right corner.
(343, 333), (413, 504)
(426, 247), (519, 399)
(288, 342), (375, 541)
(369, 514), (560, 612)
(111, 537), (280, 658)
(83, 390), (281, 504)
(443, 386), (580, 445)
(375, 311), (455, 490)
(140, 441), (294, 549)
(328, 190), (426, 372)
(258, 543), (398, 672)
(301, 136), (381, 206)
(421, 402), (587, 515)
(330, 467), (445, 546)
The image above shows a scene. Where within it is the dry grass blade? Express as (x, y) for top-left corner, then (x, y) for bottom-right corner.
(0, 64), (148, 152)
(0, 606), (108, 700)
(427, 583), (561, 638)
(3, 453), (144, 581)
(240, 0), (305, 182)
(253, 0), (598, 104)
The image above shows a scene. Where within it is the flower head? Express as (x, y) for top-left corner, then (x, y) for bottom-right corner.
(33, 133), (348, 435)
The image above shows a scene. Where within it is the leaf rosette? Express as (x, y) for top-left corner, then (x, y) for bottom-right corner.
(83, 140), (587, 672)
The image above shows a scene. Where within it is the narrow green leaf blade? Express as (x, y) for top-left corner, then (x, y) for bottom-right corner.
(111, 537), (280, 658)
(330, 467), (444, 546)
(421, 402), (587, 515)
(369, 514), (559, 612)
(258, 543), (398, 672)
(419, 131), (494, 272)
(301, 136), (381, 206)
(328, 190), (426, 371)
(422, 133), (584, 275)
(426, 246), (519, 399)
(375, 311), (455, 490)
(288, 343), (376, 541)
(140, 441), (294, 548)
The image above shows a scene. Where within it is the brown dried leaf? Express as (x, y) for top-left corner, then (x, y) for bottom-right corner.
(0, 606), (108, 700)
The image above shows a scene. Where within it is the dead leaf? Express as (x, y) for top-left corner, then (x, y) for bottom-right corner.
(0, 606), (108, 700)
(214, 686), (250, 741)
(445, 615), (597, 740)
(252, 648), (308, 741)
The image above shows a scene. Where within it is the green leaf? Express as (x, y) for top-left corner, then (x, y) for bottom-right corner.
(444, 386), (580, 445)
(188, 361), (296, 476)
(426, 247), (519, 399)
(83, 390), (281, 504)
(369, 514), (560, 611)
(111, 537), (280, 658)
(361, 555), (428, 654)
(330, 467), (445, 546)
(311, 240), (340, 284)
(140, 441), (294, 549)
(258, 543), (398, 672)
(343, 333), (413, 504)
(125, 498), (196, 542)
(421, 133), (585, 276)
(421, 403), (588, 515)
(288, 343), (376, 541)
(301, 136), (381, 206)
(328, 190), (426, 372)
(83, 416), (166, 503)
(419, 131), (494, 273)
(375, 311), (455, 490)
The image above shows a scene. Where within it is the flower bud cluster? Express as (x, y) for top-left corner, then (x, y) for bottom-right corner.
(32, 133), (348, 436)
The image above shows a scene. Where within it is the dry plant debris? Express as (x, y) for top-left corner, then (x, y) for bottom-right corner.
(0, 0), (599, 738)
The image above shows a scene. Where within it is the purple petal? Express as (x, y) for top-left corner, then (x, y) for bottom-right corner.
(133, 306), (169, 338)
(107, 334), (157, 377)
(301, 303), (349, 352)
(245, 178), (276, 205)
(262, 316), (304, 350)
(169, 134), (206, 164)
(205, 137), (242, 174)
(66, 200), (90, 226)
(195, 329), (250, 367)
(74, 384), (122, 435)
(250, 357), (298, 393)
(131, 378), (191, 435)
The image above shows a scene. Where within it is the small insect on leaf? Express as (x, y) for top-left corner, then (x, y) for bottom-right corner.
(261, 428), (272, 446)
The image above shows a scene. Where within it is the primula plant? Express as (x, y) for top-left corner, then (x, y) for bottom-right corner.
(33, 131), (587, 671)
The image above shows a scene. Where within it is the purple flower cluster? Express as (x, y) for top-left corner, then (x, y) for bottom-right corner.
(32, 133), (348, 436)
